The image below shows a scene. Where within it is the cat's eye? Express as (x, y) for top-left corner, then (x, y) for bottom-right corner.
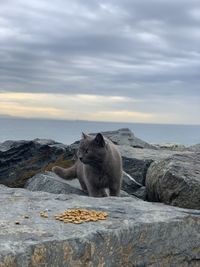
(85, 149), (89, 153)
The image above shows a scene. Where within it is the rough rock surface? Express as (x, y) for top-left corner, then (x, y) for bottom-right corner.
(0, 138), (59, 152)
(131, 186), (147, 200)
(0, 139), (74, 187)
(121, 170), (147, 200)
(25, 171), (86, 196)
(122, 157), (152, 185)
(189, 144), (200, 152)
(0, 185), (200, 267)
(146, 152), (200, 209)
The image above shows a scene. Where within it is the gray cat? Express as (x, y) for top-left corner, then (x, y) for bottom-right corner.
(52, 133), (122, 197)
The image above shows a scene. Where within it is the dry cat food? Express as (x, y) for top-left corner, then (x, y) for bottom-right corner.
(54, 209), (108, 224)
(40, 211), (49, 218)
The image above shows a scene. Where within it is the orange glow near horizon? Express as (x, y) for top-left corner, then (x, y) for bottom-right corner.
(0, 92), (192, 124)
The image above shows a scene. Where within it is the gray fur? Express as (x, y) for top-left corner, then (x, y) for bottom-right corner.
(52, 133), (123, 197)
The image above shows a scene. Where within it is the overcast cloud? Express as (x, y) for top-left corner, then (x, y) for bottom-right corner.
(0, 0), (200, 123)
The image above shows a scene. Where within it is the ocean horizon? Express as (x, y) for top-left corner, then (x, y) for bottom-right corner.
(0, 117), (200, 146)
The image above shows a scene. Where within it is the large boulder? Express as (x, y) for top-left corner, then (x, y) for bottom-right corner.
(0, 139), (75, 187)
(146, 152), (200, 209)
(0, 185), (199, 266)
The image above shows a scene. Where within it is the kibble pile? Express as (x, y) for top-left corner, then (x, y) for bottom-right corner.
(40, 211), (48, 218)
(54, 209), (108, 224)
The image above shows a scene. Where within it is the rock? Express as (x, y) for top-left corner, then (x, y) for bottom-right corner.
(25, 171), (131, 198)
(0, 138), (59, 152)
(132, 186), (147, 200)
(32, 138), (58, 146)
(154, 143), (187, 151)
(0, 185), (200, 266)
(0, 140), (30, 152)
(122, 171), (147, 200)
(122, 171), (142, 189)
(118, 145), (193, 191)
(25, 171), (86, 195)
(119, 145), (192, 161)
(146, 152), (200, 209)
(188, 144), (200, 152)
(122, 157), (152, 185)
(0, 139), (75, 187)
(90, 128), (156, 149)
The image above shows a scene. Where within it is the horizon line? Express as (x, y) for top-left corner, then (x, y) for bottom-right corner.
(0, 114), (200, 127)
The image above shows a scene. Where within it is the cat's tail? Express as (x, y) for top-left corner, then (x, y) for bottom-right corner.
(52, 164), (77, 180)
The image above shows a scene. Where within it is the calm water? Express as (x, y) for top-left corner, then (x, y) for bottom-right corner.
(0, 117), (200, 145)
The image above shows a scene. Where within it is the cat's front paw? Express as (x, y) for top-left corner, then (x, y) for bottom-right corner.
(52, 166), (59, 174)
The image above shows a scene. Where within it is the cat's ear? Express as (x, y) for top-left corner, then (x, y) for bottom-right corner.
(94, 133), (105, 147)
(82, 132), (88, 139)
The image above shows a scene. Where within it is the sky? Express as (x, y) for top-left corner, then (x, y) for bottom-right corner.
(0, 0), (200, 124)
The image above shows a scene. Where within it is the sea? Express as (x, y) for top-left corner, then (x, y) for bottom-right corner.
(0, 117), (200, 146)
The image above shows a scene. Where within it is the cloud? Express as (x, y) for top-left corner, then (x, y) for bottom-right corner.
(0, 0), (200, 123)
(0, 92), (199, 124)
(0, 92), (136, 120)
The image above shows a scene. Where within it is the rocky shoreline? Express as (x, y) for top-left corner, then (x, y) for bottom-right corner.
(0, 128), (200, 266)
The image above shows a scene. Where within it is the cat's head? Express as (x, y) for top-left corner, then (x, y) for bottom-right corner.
(78, 133), (106, 166)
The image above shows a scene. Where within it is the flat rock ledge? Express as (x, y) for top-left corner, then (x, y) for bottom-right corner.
(0, 186), (200, 267)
